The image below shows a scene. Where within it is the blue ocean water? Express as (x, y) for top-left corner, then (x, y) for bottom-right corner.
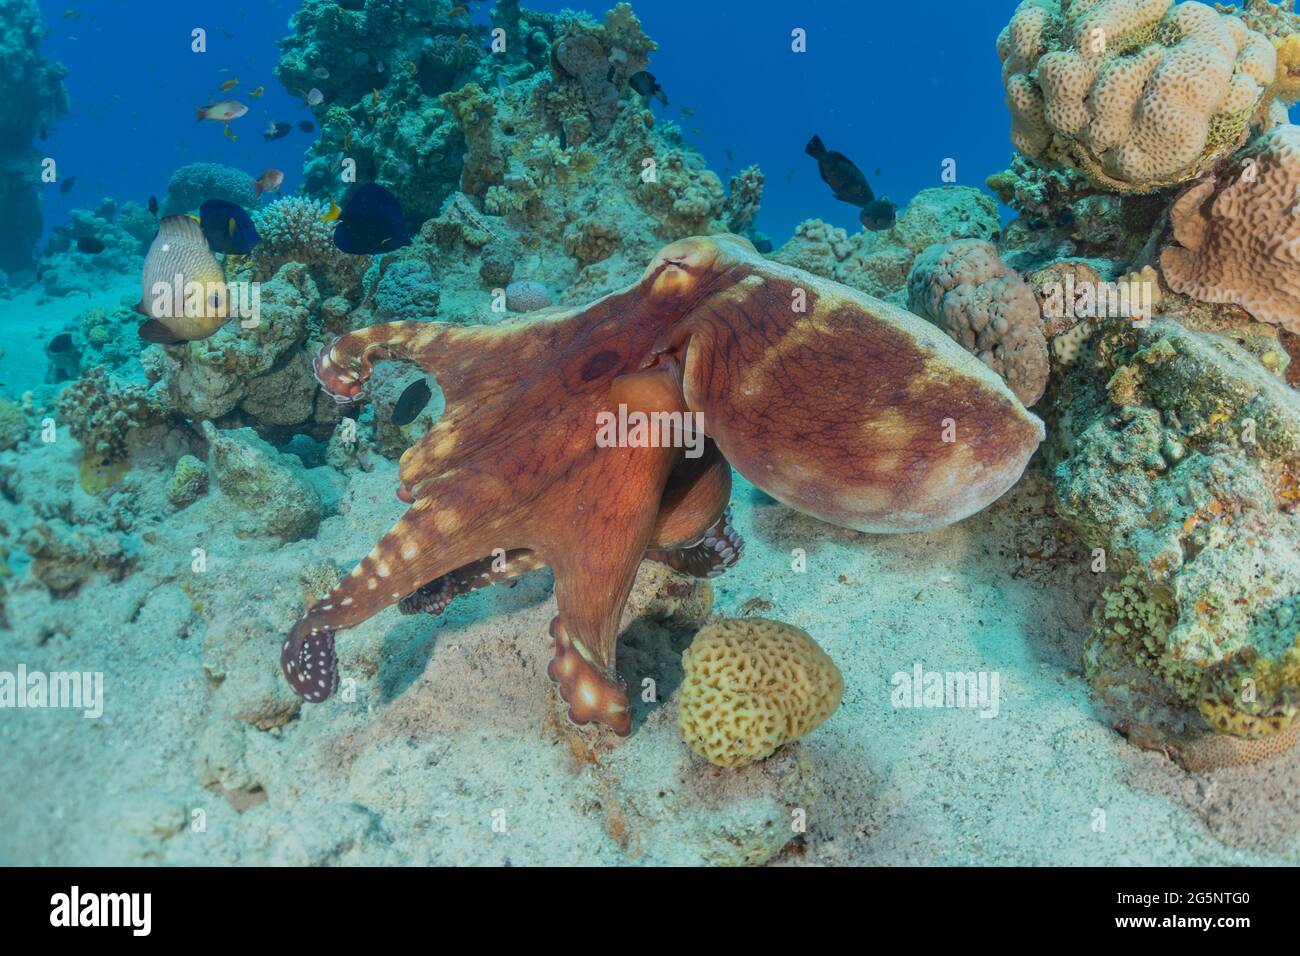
(35, 0), (1014, 247)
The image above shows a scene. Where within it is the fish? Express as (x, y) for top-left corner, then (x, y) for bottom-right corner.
(753, 237), (774, 254)
(199, 199), (260, 255)
(297, 120), (315, 133)
(558, 125), (567, 150)
(148, 195), (158, 218)
(219, 78), (239, 92)
(61, 9), (81, 21)
(859, 198), (898, 232)
(321, 198), (342, 222)
(44, 333), (81, 384)
(251, 168), (284, 198)
(305, 88), (324, 106)
(135, 215), (230, 344)
(263, 121), (291, 141)
(449, 4), (468, 15)
(60, 176), (76, 195)
(312, 66), (330, 79)
(248, 85), (265, 98)
(75, 236), (104, 254)
(196, 100), (248, 122)
(408, 61), (418, 77)
(680, 105), (695, 116)
(331, 183), (411, 255)
(805, 134), (877, 208)
(628, 70), (668, 106)
(223, 125), (238, 142)
(391, 378), (433, 427)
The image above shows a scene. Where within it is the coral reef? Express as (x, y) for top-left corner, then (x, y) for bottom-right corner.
(0, 0), (68, 272)
(908, 239), (1051, 406)
(246, 196), (369, 300)
(677, 618), (844, 768)
(161, 162), (258, 216)
(998, 0), (1277, 192)
(1050, 317), (1300, 768)
(204, 423), (322, 543)
(56, 367), (164, 491)
(0, 393), (27, 451)
(1160, 123), (1300, 332)
(147, 262), (332, 429)
(37, 199), (146, 296)
(772, 187), (1001, 304)
(373, 257), (440, 320)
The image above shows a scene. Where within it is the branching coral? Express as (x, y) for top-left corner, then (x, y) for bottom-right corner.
(909, 239), (1051, 406)
(999, 0), (1278, 192)
(1160, 123), (1300, 333)
(248, 195), (369, 299)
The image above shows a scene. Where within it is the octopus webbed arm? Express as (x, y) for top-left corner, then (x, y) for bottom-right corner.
(645, 508), (743, 578)
(398, 549), (542, 616)
(313, 320), (485, 404)
(282, 488), (518, 702)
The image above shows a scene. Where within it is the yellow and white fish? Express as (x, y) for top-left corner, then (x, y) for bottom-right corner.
(136, 215), (230, 344)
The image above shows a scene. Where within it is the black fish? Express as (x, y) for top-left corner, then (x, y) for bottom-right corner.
(628, 70), (667, 106)
(44, 333), (81, 383)
(805, 134), (875, 207)
(148, 195), (158, 218)
(298, 121), (315, 133)
(264, 121), (292, 142)
(391, 378), (432, 427)
(75, 236), (105, 254)
(199, 199), (261, 254)
(753, 237), (773, 254)
(332, 183), (411, 255)
(60, 176), (76, 195)
(859, 199), (897, 232)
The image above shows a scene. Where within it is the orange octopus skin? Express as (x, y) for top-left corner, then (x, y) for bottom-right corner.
(282, 235), (1044, 734)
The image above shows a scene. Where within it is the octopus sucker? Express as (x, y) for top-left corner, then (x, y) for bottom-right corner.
(281, 235), (1043, 733)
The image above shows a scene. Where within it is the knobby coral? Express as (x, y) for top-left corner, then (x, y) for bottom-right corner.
(999, 0), (1278, 192)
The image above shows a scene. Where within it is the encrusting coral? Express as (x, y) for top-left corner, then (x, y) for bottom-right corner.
(1160, 123), (1300, 333)
(908, 239), (1052, 406)
(998, 0), (1278, 193)
(676, 618), (844, 768)
(1050, 317), (1300, 769)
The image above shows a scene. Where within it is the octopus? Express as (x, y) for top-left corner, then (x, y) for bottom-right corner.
(282, 235), (1045, 735)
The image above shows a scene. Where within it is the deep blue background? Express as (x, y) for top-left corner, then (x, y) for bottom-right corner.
(35, 0), (1018, 244)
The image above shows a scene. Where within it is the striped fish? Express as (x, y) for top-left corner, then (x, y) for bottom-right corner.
(136, 215), (230, 344)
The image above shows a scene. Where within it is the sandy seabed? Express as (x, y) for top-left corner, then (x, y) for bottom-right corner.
(0, 281), (1296, 867)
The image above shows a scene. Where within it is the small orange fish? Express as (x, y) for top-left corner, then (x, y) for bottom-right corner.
(196, 100), (248, 122)
(219, 78), (239, 92)
(248, 85), (265, 98)
(252, 168), (285, 197)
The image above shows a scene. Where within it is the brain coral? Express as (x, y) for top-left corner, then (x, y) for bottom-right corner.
(677, 618), (844, 768)
(1160, 123), (1300, 333)
(908, 239), (1051, 406)
(998, 0), (1278, 192)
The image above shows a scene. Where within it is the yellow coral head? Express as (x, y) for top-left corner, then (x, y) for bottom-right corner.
(1272, 35), (1300, 104)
